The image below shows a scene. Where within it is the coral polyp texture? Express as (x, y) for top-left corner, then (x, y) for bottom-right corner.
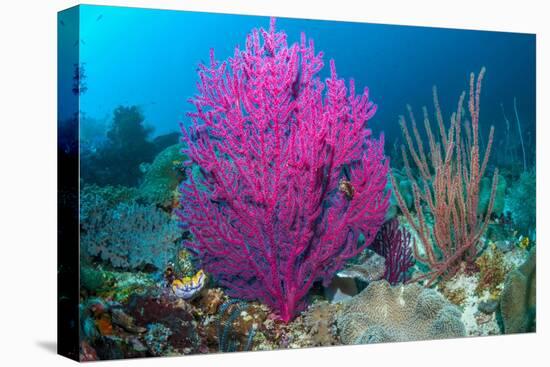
(178, 19), (389, 322)
(337, 280), (466, 344)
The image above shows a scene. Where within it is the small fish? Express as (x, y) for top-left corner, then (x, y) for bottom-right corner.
(171, 270), (206, 300)
(339, 178), (355, 200)
(59, 20), (65, 27)
(96, 14), (103, 21)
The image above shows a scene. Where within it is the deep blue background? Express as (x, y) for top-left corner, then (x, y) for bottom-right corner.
(58, 5), (535, 161)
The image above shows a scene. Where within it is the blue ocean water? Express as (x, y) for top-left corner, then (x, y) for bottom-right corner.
(59, 5), (535, 170)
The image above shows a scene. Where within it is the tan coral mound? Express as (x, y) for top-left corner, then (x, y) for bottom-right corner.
(337, 280), (466, 344)
(303, 301), (341, 346)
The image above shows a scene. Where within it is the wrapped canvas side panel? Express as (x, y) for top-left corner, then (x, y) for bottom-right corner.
(57, 5), (80, 361)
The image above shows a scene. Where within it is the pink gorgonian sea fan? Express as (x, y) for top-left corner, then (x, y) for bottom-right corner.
(178, 18), (389, 322)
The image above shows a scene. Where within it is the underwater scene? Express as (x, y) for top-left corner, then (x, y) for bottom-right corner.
(58, 5), (536, 361)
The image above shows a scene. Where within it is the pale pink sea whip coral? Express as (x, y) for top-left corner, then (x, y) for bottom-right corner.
(178, 18), (389, 322)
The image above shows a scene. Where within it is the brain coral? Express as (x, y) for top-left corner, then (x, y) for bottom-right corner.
(337, 280), (465, 344)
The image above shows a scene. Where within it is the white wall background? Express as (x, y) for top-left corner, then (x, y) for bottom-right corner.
(0, 0), (547, 366)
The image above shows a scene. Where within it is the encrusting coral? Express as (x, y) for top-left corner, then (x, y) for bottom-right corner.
(474, 244), (509, 298)
(337, 280), (465, 344)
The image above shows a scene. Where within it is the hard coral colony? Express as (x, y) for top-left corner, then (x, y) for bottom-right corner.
(178, 18), (389, 322)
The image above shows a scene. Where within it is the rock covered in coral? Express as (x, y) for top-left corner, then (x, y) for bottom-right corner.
(80, 184), (138, 217)
(80, 265), (113, 294)
(208, 300), (269, 352)
(111, 308), (147, 334)
(475, 245), (509, 298)
(325, 249), (386, 303)
(199, 288), (226, 315)
(336, 249), (386, 284)
(499, 247), (536, 333)
(479, 174), (507, 216)
(96, 271), (157, 303)
(505, 171), (536, 236)
(438, 269), (502, 337)
(337, 280), (465, 344)
(125, 293), (205, 354)
(144, 323), (173, 356)
(478, 299), (499, 315)
(138, 143), (186, 208)
(81, 200), (180, 270)
(302, 301), (341, 346)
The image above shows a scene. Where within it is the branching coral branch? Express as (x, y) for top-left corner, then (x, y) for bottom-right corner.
(178, 18), (389, 322)
(391, 67), (498, 286)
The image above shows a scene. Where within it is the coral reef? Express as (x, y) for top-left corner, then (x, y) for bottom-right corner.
(371, 218), (414, 284)
(81, 201), (180, 270)
(96, 271), (157, 303)
(499, 247), (536, 333)
(505, 171), (536, 236)
(179, 18), (389, 322)
(440, 270), (501, 336)
(125, 293), (205, 354)
(336, 249), (386, 284)
(80, 184), (138, 221)
(390, 68), (498, 285)
(439, 282), (467, 307)
(199, 288), (226, 315)
(81, 105), (156, 186)
(303, 301), (341, 346)
(80, 265), (114, 295)
(388, 169), (414, 218)
(337, 280), (465, 344)
(138, 143), (186, 208)
(212, 300), (269, 352)
(144, 323), (173, 356)
(479, 174), (507, 216)
(474, 245), (509, 298)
